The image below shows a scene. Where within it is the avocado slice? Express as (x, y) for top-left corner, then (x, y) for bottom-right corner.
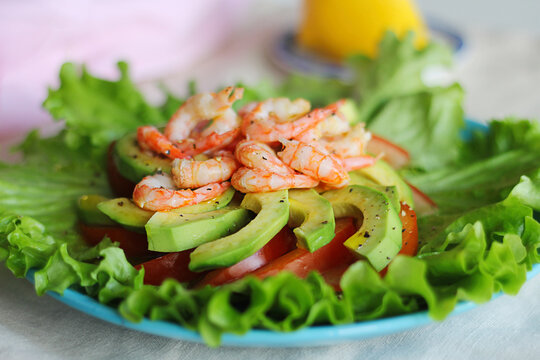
(97, 187), (236, 231)
(348, 172), (400, 212)
(145, 207), (252, 252)
(77, 195), (116, 226)
(352, 159), (414, 208)
(113, 132), (172, 183)
(97, 198), (154, 232)
(189, 190), (289, 272)
(288, 189), (335, 252)
(323, 185), (402, 271)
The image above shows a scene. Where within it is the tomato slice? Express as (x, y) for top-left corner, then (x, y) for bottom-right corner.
(366, 134), (410, 169)
(379, 202), (419, 276)
(407, 182), (438, 215)
(107, 142), (137, 198)
(79, 222), (155, 258)
(197, 226), (297, 287)
(398, 202), (419, 256)
(251, 218), (357, 280)
(135, 250), (204, 286)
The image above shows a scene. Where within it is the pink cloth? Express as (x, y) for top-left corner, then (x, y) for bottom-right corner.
(0, 0), (240, 141)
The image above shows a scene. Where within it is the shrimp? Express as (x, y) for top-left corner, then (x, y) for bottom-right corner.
(176, 128), (241, 157)
(132, 173), (231, 211)
(277, 139), (349, 187)
(234, 140), (294, 176)
(231, 167), (318, 193)
(237, 101), (258, 118)
(171, 151), (238, 188)
(242, 98), (310, 125)
(320, 122), (372, 158)
(294, 99), (349, 143)
(137, 126), (188, 159)
(340, 155), (377, 171)
(164, 86), (244, 142)
(243, 101), (341, 143)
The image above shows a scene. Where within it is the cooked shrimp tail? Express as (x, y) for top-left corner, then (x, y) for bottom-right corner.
(137, 126), (188, 159)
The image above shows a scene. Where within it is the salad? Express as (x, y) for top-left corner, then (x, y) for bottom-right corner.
(1, 33), (539, 347)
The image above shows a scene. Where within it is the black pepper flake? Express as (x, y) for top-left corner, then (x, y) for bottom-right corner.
(402, 228), (406, 233)
(262, 156), (268, 160)
(156, 170), (164, 175)
(364, 231), (370, 238)
(179, 214), (183, 217)
(349, 188), (353, 193)
(279, 199), (285, 203)
(193, 144), (196, 149)
(118, 201), (124, 207)
(207, 188), (212, 191)
(215, 201), (220, 204)
(392, 227), (396, 230)
(321, 220), (328, 224)
(386, 256), (391, 260)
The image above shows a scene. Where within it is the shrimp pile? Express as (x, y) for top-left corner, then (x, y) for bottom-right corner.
(132, 87), (376, 211)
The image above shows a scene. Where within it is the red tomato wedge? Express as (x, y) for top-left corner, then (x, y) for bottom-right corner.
(250, 218), (357, 280)
(320, 262), (351, 292)
(366, 134), (410, 169)
(107, 142), (137, 198)
(407, 182), (438, 215)
(197, 227), (297, 287)
(135, 250), (203, 286)
(398, 202), (419, 256)
(379, 202), (419, 276)
(79, 223), (154, 258)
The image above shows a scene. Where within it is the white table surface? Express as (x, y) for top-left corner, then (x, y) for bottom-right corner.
(1, 2), (540, 359)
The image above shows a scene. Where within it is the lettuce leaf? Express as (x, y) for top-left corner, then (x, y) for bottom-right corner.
(407, 119), (540, 213)
(43, 62), (169, 157)
(367, 84), (464, 169)
(348, 31), (453, 123)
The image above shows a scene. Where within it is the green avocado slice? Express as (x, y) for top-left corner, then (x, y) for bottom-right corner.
(323, 185), (402, 271)
(288, 189), (335, 252)
(351, 159), (414, 208)
(97, 187), (236, 231)
(189, 190), (289, 272)
(113, 132), (172, 183)
(77, 194), (115, 226)
(348, 172), (401, 212)
(145, 207), (252, 252)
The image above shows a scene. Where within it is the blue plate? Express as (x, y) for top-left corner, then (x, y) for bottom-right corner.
(24, 120), (540, 347)
(269, 18), (465, 80)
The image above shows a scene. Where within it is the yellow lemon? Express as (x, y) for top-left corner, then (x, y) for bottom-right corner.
(297, 0), (429, 60)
